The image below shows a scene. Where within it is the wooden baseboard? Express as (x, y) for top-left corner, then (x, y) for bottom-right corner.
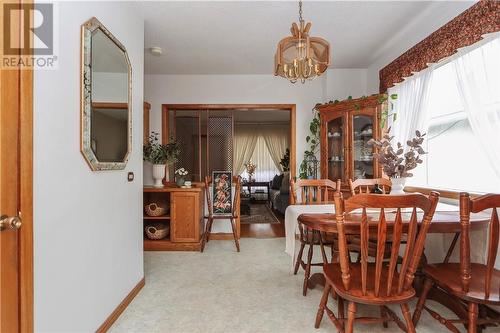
(96, 277), (145, 333)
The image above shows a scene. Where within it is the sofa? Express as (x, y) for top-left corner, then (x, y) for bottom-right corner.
(269, 172), (290, 215)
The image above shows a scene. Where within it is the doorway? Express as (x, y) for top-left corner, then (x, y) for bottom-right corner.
(162, 104), (295, 238)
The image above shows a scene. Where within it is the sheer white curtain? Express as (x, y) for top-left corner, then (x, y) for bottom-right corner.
(388, 68), (434, 146)
(261, 125), (290, 172)
(240, 136), (280, 182)
(233, 124), (259, 174)
(453, 37), (500, 180)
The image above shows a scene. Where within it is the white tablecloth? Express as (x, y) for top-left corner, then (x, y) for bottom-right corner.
(284, 204), (334, 270)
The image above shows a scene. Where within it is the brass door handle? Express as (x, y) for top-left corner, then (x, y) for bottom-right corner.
(0, 215), (22, 231)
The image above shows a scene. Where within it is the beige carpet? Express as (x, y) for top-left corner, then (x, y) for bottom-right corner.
(110, 238), (473, 333)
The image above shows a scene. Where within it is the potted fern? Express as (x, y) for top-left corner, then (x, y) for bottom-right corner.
(143, 132), (181, 187)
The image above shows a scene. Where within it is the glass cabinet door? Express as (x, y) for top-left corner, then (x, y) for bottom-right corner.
(352, 114), (375, 180)
(326, 116), (346, 182)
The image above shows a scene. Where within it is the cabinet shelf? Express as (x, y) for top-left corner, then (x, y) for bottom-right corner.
(143, 237), (201, 251)
(143, 215), (170, 220)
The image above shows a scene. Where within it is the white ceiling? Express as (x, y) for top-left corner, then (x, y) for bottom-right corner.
(140, 1), (475, 75)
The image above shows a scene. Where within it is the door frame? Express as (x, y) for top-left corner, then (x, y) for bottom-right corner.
(0, 0), (34, 330)
(19, 50), (34, 333)
(161, 104), (296, 239)
(161, 104), (296, 180)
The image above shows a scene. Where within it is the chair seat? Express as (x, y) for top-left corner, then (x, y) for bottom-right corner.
(424, 263), (500, 305)
(324, 263), (415, 305)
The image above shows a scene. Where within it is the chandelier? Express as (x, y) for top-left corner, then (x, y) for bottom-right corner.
(274, 0), (330, 84)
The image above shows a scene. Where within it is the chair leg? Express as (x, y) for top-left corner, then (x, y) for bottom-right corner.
(338, 294), (345, 330)
(468, 303), (478, 333)
(206, 217), (214, 242)
(303, 243), (314, 296)
(380, 306), (388, 328)
(229, 217), (240, 252)
(315, 282), (331, 328)
(401, 303), (416, 333)
(319, 232), (328, 264)
(201, 218), (211, 253)
(346, 301), (356, 333)
(412, 277), (433, 326)
(294, 240), (305, 275)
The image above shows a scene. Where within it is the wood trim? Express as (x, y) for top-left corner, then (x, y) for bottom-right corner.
(161, 104), (296, 179)
(163, 104), (295, 110)
(19, 1), (34, 331)
(143, 102), (150, 144)
(19, 49), (34, 333)
(404, 186), (484, 200)
(95, 277), (145, 333)
(91, 102), (128, 109)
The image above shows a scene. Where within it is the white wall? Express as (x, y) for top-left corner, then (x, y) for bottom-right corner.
(144, 69), (367, 233)
(34, 2), (144, 331)
(144, 68), (368, 185)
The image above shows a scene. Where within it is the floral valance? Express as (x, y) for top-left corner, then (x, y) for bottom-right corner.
(379, 0), (500, 93)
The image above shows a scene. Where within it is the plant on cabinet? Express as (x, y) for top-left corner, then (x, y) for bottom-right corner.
(143, 132), (181, 187)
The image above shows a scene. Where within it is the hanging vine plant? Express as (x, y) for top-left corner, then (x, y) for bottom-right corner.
(299, 107), (321, 179)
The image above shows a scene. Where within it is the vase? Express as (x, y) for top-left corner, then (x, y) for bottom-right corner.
(176, 177), (185, 187)
(390, 177), (407, 195)
(152, 164), (166, 187)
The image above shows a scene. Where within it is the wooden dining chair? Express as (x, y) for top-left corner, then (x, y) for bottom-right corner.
(201, 175), (241, 253)
(290, 178), (341, 296)
(349, 178), (392, 196)
(315, 191), (439, 333)
(413, 193), (500, 333)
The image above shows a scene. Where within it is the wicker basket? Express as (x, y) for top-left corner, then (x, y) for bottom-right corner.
(144, 203), (167, 217)
(145, 222), (169, 240)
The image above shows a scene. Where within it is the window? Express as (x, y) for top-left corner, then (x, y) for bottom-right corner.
(408, 38), (500, 193)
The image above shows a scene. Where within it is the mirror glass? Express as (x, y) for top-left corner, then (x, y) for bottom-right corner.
(81, 18), (131, 170)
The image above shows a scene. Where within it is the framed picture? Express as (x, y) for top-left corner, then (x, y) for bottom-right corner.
(212, 171), (232, 215)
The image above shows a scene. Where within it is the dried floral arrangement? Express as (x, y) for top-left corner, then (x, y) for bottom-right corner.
(244, 161), (257, 176)
(368, 130), (426, 178)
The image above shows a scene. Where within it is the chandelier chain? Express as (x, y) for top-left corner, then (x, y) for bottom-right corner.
(298, 0), (303, 22)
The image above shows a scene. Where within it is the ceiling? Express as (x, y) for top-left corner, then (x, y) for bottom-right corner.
(140, 1), (474, 75)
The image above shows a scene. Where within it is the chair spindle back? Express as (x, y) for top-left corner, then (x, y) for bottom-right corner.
(333, 192), (439, 297)
(290, 179), (341, 205)
(349, 178), (392, 196)
(459, 193), (500, 298)
(205, 176), (241, 217)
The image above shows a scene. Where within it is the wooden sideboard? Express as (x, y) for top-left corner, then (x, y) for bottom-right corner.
(143, 185), (204, 251)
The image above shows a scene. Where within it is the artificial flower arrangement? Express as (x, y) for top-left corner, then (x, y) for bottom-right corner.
(175, 168), (188, 177)
(244, 161), (257, 182)
(368, 129), (426, 178)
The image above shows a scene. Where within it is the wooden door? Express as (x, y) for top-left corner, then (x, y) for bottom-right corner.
(170, 191), (201, 243)
(349, 106), (381, 181)
(1, 1), (33, 330)
(320, 111), (348, 183)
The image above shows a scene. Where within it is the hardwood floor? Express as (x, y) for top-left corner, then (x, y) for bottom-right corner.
(240, 208), (285, 238)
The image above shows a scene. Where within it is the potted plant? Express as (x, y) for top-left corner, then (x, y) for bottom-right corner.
(143, 132), (181, 187)
(174, 168), (188, 187)
(280, 148), (290, 172)
(368, 130), (426, 194)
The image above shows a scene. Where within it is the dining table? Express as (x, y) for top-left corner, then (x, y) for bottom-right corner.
(284, 201), (495, 327)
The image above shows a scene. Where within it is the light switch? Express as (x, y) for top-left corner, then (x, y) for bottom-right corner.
(127, 172), (134, 182)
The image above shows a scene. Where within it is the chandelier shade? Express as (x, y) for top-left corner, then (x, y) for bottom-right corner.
(274, 2), (330, 84)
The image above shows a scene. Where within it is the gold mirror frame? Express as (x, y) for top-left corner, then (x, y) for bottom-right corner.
(80, 17), (132, 171)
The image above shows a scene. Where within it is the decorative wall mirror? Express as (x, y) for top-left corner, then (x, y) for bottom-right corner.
(81, 17), (132, 171)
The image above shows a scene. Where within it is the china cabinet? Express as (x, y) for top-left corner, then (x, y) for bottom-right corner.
(318, 94), (386, 193)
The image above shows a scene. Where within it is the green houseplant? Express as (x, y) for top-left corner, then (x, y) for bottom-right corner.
(144, 132), (181, 187)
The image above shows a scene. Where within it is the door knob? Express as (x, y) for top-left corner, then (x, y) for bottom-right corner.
(0, 215), (22, 231)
